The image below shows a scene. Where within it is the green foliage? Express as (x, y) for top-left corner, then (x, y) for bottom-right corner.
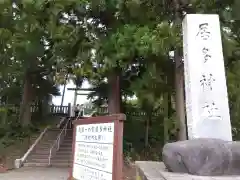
(0, 111), (36, 153)
(1, 0), (240, 163)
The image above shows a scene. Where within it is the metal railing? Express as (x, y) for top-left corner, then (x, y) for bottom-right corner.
(48, 117), (71, 165)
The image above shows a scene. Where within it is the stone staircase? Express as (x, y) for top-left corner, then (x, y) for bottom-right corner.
(24, 128), (62, 167)
(51, 129), (73, 167)
(23, 122), (74, 168)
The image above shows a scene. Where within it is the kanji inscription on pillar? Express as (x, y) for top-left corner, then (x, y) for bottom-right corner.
(183, 14), (232, 141)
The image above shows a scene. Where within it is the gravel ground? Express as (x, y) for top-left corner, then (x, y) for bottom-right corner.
(0, 167), (69, 180)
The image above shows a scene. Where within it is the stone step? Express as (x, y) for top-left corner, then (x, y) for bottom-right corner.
(35, 147), (51, 151)
(38, 142), (56, 146)
(63, 137), (73, 140)
(56, 151), (72, 154)
(35, 148), (51, 152)
(41, 137), (59, 141)
(57, 146), (72, 150)
(57, 150), (72, 153)
(60, 144), (72, 148)
(60, 145), (72, 148)
(28, 155), (49, 160)
(63, 139), (72, 143)
(49, 128), (64, 131)
(65, 134), (73, 136)
(63, 137), (73, 139)
(59, 145), (72, 149)
(34, 145), (53, 149)
(66, 129), (73, 132)
(43, 133), (60, 137)
(65, 131), (73, 134)
(61, 142), (72, 145)
(50, 162), (72, 167)
(51, 157), (72, 162)
(26, 158), (49, 164)
(36, 140), (57, 145)
(54, 154), (72, 158)
(37, 144), (52, 148)
(28, 152), (49, 156)
(66, 131), (73, 134)
(64, 139), (73, 141)
(33, 150), (50, 155)
(38, 140), (56, 144)
(24, 162), (49, 167)
(64, 136), (73, 139)
(55, 150), (72, 155)
(62, 143), (72, 146)
(37, 144), (55, 148)
(65, 132), (73, 134)
(53, 154), (72, 159)
(59, 145), (72, 148)
(58, 149), (72, 153)
(34, 148), (50, 151)
(62, 139), (73, 142)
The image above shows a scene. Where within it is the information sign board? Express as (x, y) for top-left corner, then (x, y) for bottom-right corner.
(69, 114), (125, 180)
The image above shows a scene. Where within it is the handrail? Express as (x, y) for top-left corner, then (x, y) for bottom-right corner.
(15, 126), (50, 168)
(48, 117), (71, 165)
(56, 117), (66, 128)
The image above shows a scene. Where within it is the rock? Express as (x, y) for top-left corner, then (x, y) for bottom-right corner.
(162, 138), (235, 176)
(226, 141), (240, 175)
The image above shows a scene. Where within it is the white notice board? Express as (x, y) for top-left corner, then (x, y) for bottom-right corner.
(72, 123), (114, 180)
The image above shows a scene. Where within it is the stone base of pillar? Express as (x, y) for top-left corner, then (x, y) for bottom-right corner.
(135, 161), (240, 180)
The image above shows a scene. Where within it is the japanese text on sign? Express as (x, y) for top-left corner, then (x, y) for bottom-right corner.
(73, 123), (114, 180)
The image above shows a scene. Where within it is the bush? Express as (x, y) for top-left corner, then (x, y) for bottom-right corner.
(0, 108), (38, 151)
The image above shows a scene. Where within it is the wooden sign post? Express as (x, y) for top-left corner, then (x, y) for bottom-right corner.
(69, 113), (125, 180)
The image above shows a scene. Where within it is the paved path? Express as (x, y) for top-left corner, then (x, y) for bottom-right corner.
(0, 167), (69, 180)
(136, 161), (240, 180)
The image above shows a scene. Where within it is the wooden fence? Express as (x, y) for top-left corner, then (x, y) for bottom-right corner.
(30, 105), (70, 114)
(0, 104), (163, 117)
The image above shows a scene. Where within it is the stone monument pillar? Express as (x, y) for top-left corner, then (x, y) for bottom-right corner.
(183, 14), (232, 141)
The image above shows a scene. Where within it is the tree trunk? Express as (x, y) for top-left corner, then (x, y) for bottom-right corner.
(108, 71), (121, 114)
(19, 75), (33, 126)
(163, 92), (169, 144)
(42, 97), (49, 116)
(144, 115), (150, 147)
(60, 73), (68, 111)
(174, 52), (187, 140)
(37, 99), (43, 116)
(73, 85), (78, 107)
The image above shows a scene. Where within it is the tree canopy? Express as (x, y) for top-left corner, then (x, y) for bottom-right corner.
(1, 0), (240, 160)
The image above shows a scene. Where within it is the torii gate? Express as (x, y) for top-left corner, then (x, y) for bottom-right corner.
(67, 87), (94, 116)
(67, 74), (121, 115)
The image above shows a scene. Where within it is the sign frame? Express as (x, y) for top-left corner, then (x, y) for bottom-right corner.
(69, 113), (126, 180)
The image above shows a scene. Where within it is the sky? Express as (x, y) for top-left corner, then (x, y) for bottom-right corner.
(52, 80), (92, 106)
